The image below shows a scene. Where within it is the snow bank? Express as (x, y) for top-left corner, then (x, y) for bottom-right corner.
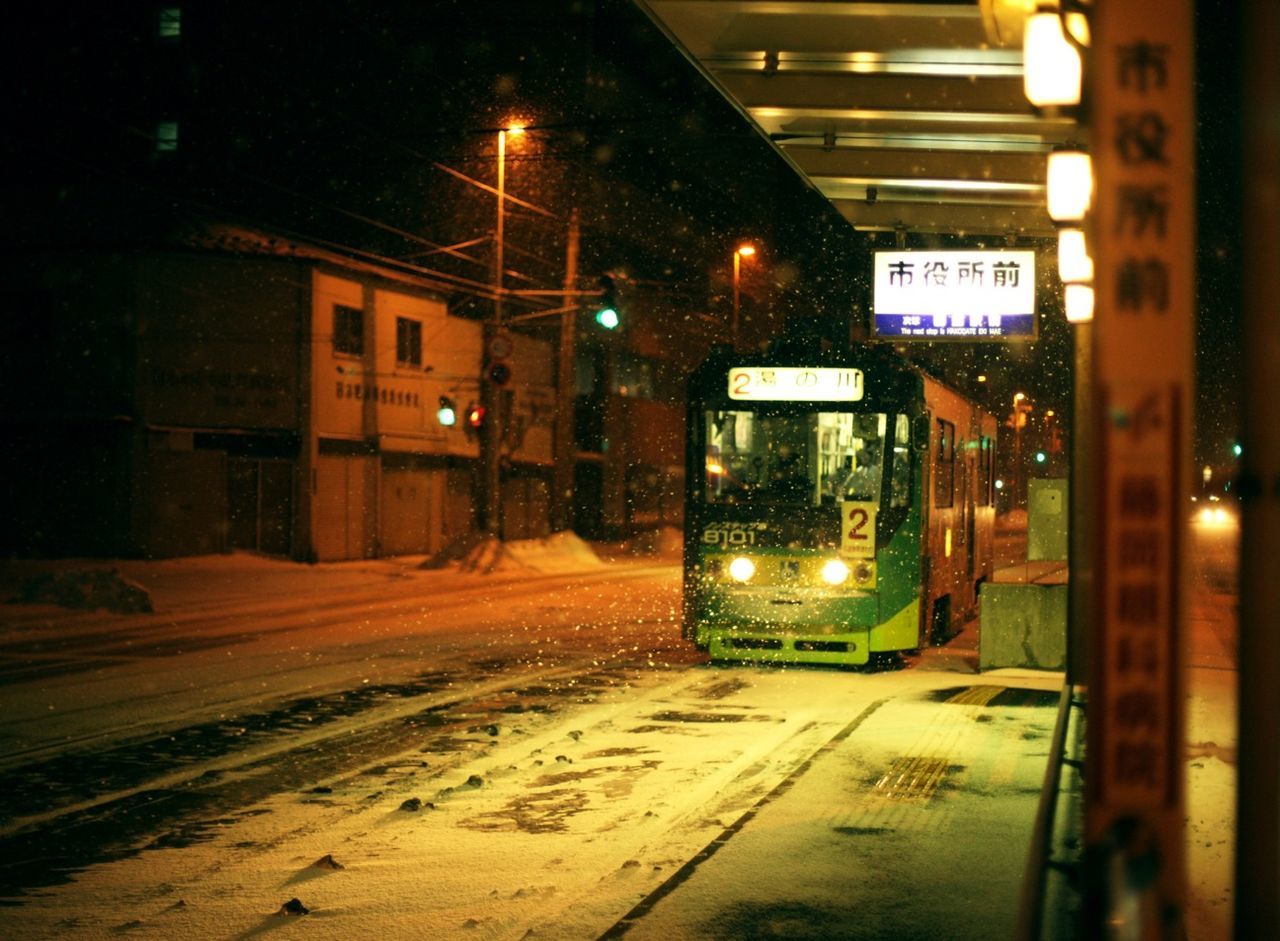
(618, 526), (683, 559)
(9, 567), (154, 613)
(457, 532), (605, 575)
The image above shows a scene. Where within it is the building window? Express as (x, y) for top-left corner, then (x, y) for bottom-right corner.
(934, 419), (955, 509)
(333, 303), (363, 356)
(155, 122), (179, 154)
(157, 7), (182, 39)
(396, 317), (422, 367)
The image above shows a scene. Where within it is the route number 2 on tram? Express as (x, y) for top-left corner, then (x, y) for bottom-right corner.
(841, 501), (877, 559)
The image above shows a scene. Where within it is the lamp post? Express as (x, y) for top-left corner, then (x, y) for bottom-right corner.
(731, 243), (755, 350)
(483, 124), (524, 537)
(1012, 391), (1030, 509)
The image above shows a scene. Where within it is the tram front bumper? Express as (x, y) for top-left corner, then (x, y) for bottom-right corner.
(703, 626), (872, 665)
(696, 587), (877, 665)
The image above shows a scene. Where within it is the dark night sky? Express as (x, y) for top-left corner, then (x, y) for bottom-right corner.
(1192, 0), (1245, 468)
(8, 1), (867, 326)
(6, 0), (1241, 464)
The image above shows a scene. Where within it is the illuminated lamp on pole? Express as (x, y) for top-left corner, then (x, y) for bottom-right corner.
(1023, 8), (1084, 109)
(1059, 226), (1095, 323)
(1064, 283), (1096, 323)
(1058, 227), (1094, 284)
(1046, 147), (1093, 223)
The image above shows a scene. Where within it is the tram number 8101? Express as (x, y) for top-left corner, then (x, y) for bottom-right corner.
(701, 524), (763, 547)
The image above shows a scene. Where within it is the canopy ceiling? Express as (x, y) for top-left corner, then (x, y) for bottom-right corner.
(637, 0), (1078, 239)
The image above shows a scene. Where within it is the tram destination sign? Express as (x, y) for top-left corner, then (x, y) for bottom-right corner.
(872, 249), (1037, 340)
(727, 367), (864, 402)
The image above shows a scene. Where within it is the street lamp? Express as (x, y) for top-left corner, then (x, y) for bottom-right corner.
(1013, 392), (1031, 509)
(732, 243), (756, 350)
(494, 124), (524, 312)
(484, 123), (525, 537)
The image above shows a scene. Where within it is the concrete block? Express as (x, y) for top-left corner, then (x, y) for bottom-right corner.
(979, 582), (1067, 671)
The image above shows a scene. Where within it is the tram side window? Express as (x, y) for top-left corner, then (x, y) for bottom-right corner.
(976, 435), (993, 506)
(935, 419), (955, 508)
(890, 413), (912, 508)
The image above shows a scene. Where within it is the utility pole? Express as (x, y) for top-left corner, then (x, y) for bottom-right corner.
(1012, 392), (1030, 510)
(552, 210), (579, 533)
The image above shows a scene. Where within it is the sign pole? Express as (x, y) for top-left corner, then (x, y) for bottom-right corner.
(1235, 0), (1280, 931)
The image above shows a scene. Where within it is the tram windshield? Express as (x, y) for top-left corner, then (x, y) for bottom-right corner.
(704, 409), (910, 507)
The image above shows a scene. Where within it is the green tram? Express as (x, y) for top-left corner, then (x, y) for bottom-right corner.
(683, 344), (999, 666)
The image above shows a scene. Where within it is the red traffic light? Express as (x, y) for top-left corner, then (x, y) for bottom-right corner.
(466, 405), (486, 428)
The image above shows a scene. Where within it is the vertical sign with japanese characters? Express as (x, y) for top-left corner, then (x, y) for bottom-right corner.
(1088, 0), (1193, 923)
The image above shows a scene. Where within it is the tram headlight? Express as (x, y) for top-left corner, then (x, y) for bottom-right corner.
(728, 556), (756, 583)
(821, 559), (851, 586)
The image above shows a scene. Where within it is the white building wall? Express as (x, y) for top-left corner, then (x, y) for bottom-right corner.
(308, 269), (555, 558)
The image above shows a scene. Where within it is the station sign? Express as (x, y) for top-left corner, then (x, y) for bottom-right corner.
(727, 367), (864, 402)
(872, 249), (1037, 340)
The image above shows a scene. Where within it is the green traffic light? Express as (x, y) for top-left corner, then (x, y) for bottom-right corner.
(595, 307), (620, 330)
(1034, 451), (1047, 464)
(1232, 442), (1243, 458)
(436, 396), (457, 427)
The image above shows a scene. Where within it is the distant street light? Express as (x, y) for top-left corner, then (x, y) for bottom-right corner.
(732, 243), (756, 350)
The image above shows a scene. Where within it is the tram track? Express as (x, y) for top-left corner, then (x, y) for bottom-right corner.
(0, 652), (661, 900)
(0, 644), (885, 923)
(0, 655), (634, 832)
(0, 566), (683, 775)
(0, 650), (1064, 940)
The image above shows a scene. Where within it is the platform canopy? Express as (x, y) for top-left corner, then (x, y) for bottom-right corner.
(637, 0), (1077, 238)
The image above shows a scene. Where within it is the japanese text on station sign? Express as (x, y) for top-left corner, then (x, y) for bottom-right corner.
(1101, 384), (1179, 804)
(1089, 4), (1193, 871)
(872, 250), (1037, 339)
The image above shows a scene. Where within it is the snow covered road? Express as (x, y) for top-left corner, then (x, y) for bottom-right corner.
(0, 550), (1060, 939)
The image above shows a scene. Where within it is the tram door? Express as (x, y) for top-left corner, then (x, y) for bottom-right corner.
(965, 448), (977, 597)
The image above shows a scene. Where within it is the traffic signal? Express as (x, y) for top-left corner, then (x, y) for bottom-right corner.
(593, 275), (619, 330)
(1035, 450), (1048, 464)
(486, 361), (512, 386)
(464, 403), (485, 438)
(437, 396), (457, 427)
